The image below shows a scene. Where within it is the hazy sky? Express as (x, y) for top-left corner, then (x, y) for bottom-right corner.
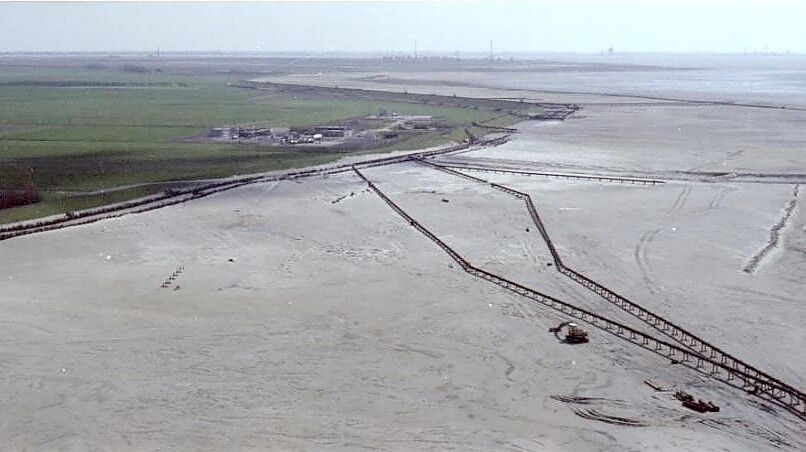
(1, 1), (804, 54)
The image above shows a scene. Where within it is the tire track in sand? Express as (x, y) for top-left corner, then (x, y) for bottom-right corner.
(634, 185), (693, 294)
(670, 185), (692, 211)
(708, 186), (736, 210)
(634, 228), (661, 294)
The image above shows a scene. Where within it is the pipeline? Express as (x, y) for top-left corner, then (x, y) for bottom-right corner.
(495, 88), (806, 113)
(0, 136), (509, 242)
(471, 121), (519, 133)
(411, 159), (806, 419)
(435, 162), (664, 185)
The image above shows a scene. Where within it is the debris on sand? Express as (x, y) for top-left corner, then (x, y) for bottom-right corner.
(675, 390), (720, 413)
(160, 264), (186, 289)
(441, 198), (450, 203)
(683, 399), (720, 413)
(644, 379), (669, 392)
(332, 192), (357, 204)
(675, 390), (694, 402)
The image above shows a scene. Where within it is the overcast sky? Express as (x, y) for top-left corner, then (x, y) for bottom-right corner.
(1, 1), (804, 54)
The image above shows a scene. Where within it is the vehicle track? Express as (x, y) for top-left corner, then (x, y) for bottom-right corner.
(634, 228), (662, 295)
(572, 408), (648, 427)
(708, 186), (737, 210)
(551, 394), (628, 407)
(670, 185), (693, 212)
(404, 159), (806, 420)
(635, 184), (693, 294)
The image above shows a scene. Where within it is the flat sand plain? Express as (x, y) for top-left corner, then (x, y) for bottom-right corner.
(2, 57), (805, 450)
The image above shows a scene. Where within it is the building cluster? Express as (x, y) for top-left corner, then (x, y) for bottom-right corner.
(207, 126), (329, 145)
(206, 112), (437, 148)
(366, 111), (436, 131)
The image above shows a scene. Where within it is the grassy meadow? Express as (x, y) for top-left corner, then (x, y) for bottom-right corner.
(0, 65), (515, 223)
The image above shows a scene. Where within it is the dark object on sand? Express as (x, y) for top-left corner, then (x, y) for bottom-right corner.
(675, 390), (719, 413)
(549, 322), (589, 344)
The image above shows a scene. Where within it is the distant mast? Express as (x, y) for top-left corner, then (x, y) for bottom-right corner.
(414, 40), (418, 59)
(489, 40), (494, 62)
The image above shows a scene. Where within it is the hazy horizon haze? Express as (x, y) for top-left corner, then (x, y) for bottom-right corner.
(1, 1), (804, 54)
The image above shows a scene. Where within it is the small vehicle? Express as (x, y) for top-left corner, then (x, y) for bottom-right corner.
(565, 323), (590, 344)
(549, 322), (589, 344)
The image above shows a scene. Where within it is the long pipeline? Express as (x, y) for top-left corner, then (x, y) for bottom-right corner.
(352, 164), (806, 420)
(412, 158), (806, 417)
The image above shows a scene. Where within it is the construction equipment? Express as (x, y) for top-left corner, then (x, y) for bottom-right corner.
(675, 390), (720, 413)
(565, 323), (590, 344)
(683, 399), (720, 413)
(549, 322), (589, 344)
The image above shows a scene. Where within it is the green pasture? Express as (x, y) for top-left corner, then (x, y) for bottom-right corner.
(0, 65), (519, 224)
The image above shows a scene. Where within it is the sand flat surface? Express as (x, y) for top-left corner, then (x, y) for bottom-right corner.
(3, 56), (806, 450)
(2, 169), (804, 450)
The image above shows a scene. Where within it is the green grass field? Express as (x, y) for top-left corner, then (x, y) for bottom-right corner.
(0, 65), (518, 224)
